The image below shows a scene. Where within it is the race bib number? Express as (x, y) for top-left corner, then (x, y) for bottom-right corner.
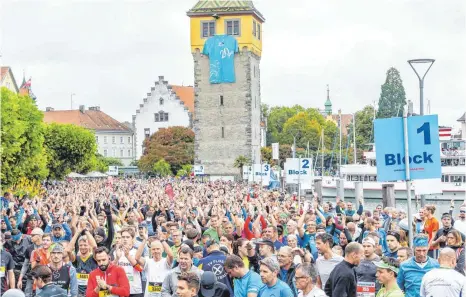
(126, 273), (134, 282)
(98, 290), (117, 297)
(148, 282), (162, 296)
(0, 266), (5, 278)
(357, 282), (375, 297)
(76, 273), (89, 286)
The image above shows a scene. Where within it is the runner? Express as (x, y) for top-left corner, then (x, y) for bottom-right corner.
(374, 257), (404, 297)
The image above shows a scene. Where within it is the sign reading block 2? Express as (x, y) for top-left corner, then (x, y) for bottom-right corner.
(374, 115), (441, 182)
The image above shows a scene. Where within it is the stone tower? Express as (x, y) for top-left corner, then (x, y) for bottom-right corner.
(187, 1), (265, 177)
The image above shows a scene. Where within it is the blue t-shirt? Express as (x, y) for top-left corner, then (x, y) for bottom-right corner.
(300, 232), (318, 260)
(258, 279), (293, 297)
(234, 270), (264, 297)
(202, 34), (239, 84)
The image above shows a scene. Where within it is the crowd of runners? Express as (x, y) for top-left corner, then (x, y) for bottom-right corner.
(0, 178), (465, 297)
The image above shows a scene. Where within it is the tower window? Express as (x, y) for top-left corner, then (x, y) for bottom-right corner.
(257, 24), (261, 40)
(253, 20), (257, 37)
(221, 127), (225, 138)
(201, 21), (215, 38)
(220, 95), (224, 106)
(158, 111), (169, 122)
(159, 98), (164, 105)
(225, 20), (240, 36)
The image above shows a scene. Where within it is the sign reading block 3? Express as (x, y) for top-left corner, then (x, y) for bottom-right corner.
(374, 115), (441, 182)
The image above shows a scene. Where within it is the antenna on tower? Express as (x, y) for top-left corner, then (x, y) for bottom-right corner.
(327, 84), (330, 99)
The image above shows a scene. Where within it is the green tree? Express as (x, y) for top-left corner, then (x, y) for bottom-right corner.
(353, 105), (376, 150)
(281, 112), (321, 150)
(377, 67), (407, 118)
(1, 87), (48, 187)
(261, 147), (272, 165)
(153, 159), (172, 177)
(176, 164), (193, 177)
(44, 123), (98, 179)
(95, 155), (124, 173)
(139, 126), (194, 174)
(267, 105), (305, 145)
(233, 155), (250, 180)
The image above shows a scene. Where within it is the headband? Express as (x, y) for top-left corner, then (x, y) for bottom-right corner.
(374, 260), (399, 274)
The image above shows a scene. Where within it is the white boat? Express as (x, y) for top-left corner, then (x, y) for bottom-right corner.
(321, 138), (466, 201)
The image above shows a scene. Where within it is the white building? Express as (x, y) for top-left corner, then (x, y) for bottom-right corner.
(132, 75), (194, 159)
(43, 105), (135, 165)
(1, 67), (19, 93)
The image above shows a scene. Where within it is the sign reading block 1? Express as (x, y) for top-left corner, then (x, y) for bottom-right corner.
(374, 115), (441, 182)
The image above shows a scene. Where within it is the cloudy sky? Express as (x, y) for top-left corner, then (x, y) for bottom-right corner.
(2, 0), (465, 128)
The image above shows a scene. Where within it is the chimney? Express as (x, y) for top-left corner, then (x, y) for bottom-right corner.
(79, 105), (85, 113)
(89, 106), (100, 111)
(45, 107), (54, 112)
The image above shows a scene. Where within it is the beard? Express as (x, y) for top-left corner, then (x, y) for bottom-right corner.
(99, 264), (109, 271)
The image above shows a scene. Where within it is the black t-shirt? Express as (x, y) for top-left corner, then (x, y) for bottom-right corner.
(1, 249), (16, 293)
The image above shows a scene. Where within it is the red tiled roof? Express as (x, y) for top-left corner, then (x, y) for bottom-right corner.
(43, 110), (132, 132)
(0, 67), (9, 81)
(170, 85), (194, 113)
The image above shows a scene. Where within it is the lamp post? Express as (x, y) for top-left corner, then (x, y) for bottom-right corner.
(407, 58), (434, 208)
(407, 59), (435, 115)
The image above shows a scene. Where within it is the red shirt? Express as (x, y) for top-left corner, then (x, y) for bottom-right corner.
(86, 263), (130, 297)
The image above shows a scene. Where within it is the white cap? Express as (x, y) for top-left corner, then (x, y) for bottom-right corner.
(2, 289), (25, 297)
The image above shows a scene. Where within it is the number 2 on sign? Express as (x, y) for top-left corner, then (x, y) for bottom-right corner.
(417, 122), (431, 145)
(302, 159), (309, 169)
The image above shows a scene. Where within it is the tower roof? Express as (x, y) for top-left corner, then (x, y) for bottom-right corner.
(187, 0), (265, 22)
(325, 98), (332, 107)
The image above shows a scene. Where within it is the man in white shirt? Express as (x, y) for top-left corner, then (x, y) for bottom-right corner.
(296, 263), (327, 297)
(453, 206), (466, 236)
(135, 235), (174, 297)
(114, 228), (144, 297)
(314, 233), (343, 289)
(420, 247), (466, 297)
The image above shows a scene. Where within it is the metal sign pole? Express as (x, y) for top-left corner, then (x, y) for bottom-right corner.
(298, 156), (301, 213)
(403, 109), (414, 248)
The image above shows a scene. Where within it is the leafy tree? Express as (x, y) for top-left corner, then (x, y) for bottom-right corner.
(377, 67), (407, 118)
(1, 87), (48, 187)
(267, 105), (305, 145)
(261, 147), (272, 165)
(44, 123), (98, 179)
(281, 112), (321, 150)
(353, 105), (376, 151)
(139, 126), (194, 174)
(94, 155), (124, 173)
(233, 155), (250, 180)
(153, 159), (172, 177)
(176, 164), (193, 177)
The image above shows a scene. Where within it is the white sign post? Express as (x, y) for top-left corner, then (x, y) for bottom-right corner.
(272, 143), (279, 160)
(106, 166), (119, 176)
(249, 164), (270, 186)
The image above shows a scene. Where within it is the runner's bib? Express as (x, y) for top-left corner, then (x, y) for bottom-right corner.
(98, 290), (117, 297)
(147, 282), (162, 297)
(357, 282), (376, 297)
(126, 272), (134, 282)
(76, 273), (89, 286)
(0, 266), (5, 278)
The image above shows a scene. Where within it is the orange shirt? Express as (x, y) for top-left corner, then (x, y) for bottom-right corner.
(31, 248), (50, 265)
(424, 217), (439, 250)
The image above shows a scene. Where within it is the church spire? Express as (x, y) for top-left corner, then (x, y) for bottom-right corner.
(325, 84), (332, 115)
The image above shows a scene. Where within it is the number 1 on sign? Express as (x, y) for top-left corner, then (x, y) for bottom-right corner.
(417, 122), (431, 145)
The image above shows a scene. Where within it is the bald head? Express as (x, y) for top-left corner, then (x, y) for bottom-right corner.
(438, 247), (457, 268)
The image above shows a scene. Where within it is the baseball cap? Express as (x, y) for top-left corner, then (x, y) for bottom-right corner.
(219, 245), (229, 254)
(260, 257), (280, 272)
(51, 244), (64, 253)
(386, 231), (401, 242)
(205, 239), (219, 249)
(256, 239), (274, 249)
(31, 228), (44, 236)
(52, 223), (63, 230)
(200, 272), (217, 297)
(362, 237), (376, 246)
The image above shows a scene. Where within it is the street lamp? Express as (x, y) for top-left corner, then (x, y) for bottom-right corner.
(407, 59), (435, 115)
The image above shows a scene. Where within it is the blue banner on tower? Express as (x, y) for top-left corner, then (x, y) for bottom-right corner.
(202, 34), (239, 84)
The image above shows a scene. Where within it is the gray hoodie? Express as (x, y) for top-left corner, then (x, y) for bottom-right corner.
(161, 265), (203, 297)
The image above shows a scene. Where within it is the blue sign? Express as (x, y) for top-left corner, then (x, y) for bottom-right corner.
(374, 115), (441, 181)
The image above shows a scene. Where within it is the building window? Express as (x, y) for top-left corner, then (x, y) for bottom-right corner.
(120, 149), (123, 157)
(95, 136), (99, 143)
(221, 127), (225, 138)
(257, 23), (261, 40)
(144, 128), (150, 139)
(104, 149), (108, 157)
(104, 136), (107, 144)
(128, 137), (131, 143)
(225, 20), (240, 36)
(112, 149), (116, 157)
(154, 113), (159, 122)
(220, 95), (224, 106)
(253, 20), (257, 37)
(112, 136), (116, 144)
(159, 98), (164, 105)
(128, 150), (131, 157)
(120, 136), (123, 144)
(201, 21), (215, 38)
(158, 111), (169, 122)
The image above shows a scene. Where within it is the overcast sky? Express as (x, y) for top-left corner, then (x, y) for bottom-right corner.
(1, 0), (465, 128)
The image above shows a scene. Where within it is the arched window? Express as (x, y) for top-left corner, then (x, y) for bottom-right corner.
(159, 98), (164, 105)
